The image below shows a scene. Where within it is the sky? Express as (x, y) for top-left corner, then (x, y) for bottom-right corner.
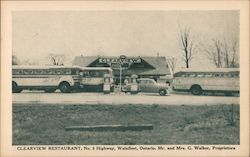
(12, 11), (239, 68)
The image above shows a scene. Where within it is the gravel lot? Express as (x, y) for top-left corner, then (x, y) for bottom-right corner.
(13, 91), (239, 105)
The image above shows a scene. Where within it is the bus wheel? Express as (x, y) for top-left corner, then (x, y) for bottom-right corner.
(159, 89), (166, 96)
(12, 82), (22, 93)
(59, 82), (71, 93)
(190, 85), (202, 95)
(45, 89), (56, 93)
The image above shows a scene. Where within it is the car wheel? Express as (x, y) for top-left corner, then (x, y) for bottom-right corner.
(59, 82), (71, 93)
(190, 85), (202, 95)
(159, 89), (166, 96)
(12, 82), (22, 93)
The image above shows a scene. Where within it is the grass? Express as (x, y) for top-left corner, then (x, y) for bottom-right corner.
(12, 103), (239, 145)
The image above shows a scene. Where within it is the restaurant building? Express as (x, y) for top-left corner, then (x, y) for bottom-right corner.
(72, 55), (172, 84)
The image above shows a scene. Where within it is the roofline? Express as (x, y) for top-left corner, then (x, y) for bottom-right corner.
(12, 65), (112, 71)
(75, 55), (167, 58)
(176, 68), (239, 73)
(12, 65), (82, 69)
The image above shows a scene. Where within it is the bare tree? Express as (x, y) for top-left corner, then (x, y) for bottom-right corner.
(230, 37), (239, 68)
(223, 38), (230, 68)
(203, 39), (223, 68)
(179, 27), (195, 68)
(167, 57), (177, 74)
(203, 36), (239, 68)
(48, 53), (65, 66)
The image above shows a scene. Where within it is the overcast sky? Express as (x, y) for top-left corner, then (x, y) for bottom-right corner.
(12, 11), (239, 68)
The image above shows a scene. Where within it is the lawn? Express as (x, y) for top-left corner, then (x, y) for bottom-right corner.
(12, 103), (239, 145)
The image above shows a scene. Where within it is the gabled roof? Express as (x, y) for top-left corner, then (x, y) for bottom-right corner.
(140, 56), (171, 75)
(72, 55), (172, 76)
(72, 56), (99, 67)
(176, 68), (239, 73)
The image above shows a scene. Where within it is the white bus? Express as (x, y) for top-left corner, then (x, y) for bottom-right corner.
(79, 67), (114, 92)
(12, 66), (82, 93)
(172, 68), (239, 95)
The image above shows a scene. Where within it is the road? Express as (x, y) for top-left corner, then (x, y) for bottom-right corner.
(13, 91), (239, 105)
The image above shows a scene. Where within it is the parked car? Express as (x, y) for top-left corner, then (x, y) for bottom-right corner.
(122, 78), (170, 96)
(138, 78), (170, 96)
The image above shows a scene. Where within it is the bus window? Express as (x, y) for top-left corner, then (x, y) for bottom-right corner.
(34, 70), (43, 75)
(23, 70), (29, 75)
(204, 73), (212, 77)
(189, 73), (196, 77)
(174, 72), (186, 77)
(55, 70), (63, 75)
(214, 73), (220, 77)
(65, 70), (71, 75)
(89, 71), (100, 77)
(223, 73), (229, 77)
(71, 69), (76, 75)
(13, 70), (23, 75)
(46, 70), (53, 75)
(197, 73), (204, 77)
(81, 71), (90, 77)
(232, 74), (239, 78)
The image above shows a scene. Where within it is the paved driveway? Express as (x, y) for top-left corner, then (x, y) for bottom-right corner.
(12, 91), (239, 105)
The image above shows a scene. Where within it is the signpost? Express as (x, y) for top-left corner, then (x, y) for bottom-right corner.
(119, 55), (126, 93)
(120, 64), (122, 92)
(106, 55), (136, 93)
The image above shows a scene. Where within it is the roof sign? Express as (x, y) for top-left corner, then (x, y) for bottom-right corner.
(99, 58), (141, 64)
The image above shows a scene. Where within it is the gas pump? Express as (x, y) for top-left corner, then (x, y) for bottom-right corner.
(130, 74), (139, 94)
(103, 74), (112, 94)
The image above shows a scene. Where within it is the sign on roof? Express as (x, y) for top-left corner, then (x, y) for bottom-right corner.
(99, 58), (141, 64)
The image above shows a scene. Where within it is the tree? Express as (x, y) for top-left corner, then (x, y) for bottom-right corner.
(12, 55), (19, 65)
(47, 53), (65, 66)
(179, 27), (195, 68)
(203, 37), (239, 68)
(229, 37), (239, 68)
(223, 38), (230, 68)
(167, 57), (177, 74)
(204, 39), (223, 68)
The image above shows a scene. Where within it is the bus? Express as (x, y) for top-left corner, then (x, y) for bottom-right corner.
(172, 68), (239, 95)
(12, 66), (82, 93)
(78, 67), (114, 92)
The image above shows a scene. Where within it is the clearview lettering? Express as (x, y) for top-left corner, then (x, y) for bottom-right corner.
(17, 146), (46, 151)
